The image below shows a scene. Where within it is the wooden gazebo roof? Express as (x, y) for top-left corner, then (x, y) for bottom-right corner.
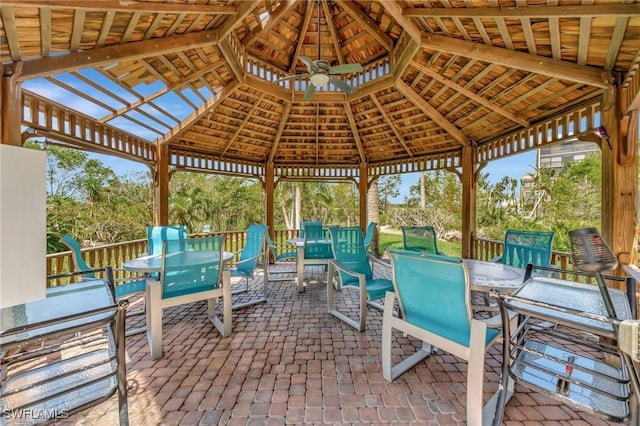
(2, 1), (639, 180)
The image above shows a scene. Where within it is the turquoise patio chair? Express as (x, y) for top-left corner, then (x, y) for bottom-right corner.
(147, 225), (188, 255)
(327, 226), (393, 331)
(383, 249), (504, 425)
(363, 221), (377, 253)
(59, 235), (146, 302)
(401, 225), (444, 255)
(228, 223), (268, 309)
(303, 222), (332, 260)
(494, 229), (555, 269)
(299, 220), (322, 239)
(264, 232), (297, 282)
(146, 235), (231, 360)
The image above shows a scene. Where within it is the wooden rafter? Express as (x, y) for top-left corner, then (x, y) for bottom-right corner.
(242, 1), (296, 47)
(159, 81), (241, 145)
(421, 33), (611, 89)
(218, 2), (258, 40)
(403, 4), (640, 18)
(290, 2), (314, 73)
(410, 61), (529, 127)
(335, 0), (393, 51)
(3, 1), (238, 14)
(11, 30), (219, 81)
(221, 94), (266, 157)
(269, 103), (292, 162)
(396, 80), (470, 147)
(605, 17), (630, 72)
(370, 94), (412, 157)
(343, 102), (366, 163)
(321, 0), (345, 65)
(376, 0), (421, 43)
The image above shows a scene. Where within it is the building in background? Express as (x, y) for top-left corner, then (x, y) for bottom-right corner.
(537, 139), (599, 175)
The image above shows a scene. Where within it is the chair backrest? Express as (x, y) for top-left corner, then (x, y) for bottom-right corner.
(237, 224), (267, 275)
(388, 249), (473, 347)
(363, 222), (377, 250)
(401, 226), (440, 254)
(300, 220), (322, 239)
(329, 226), (372, 284)
(502, 229), (555, 268)
(59, 235), (96, 277)
(147, 225), (188, 255)
(303, 222), (333, 259)
(160, 235), (224, 299)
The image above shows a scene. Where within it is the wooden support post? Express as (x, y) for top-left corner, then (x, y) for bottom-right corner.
(461, 146), (477, 259)
(153, 143), (169, 226)
(600, 82), (638, 276)
(1, 67), (23, 146)
(359, 162), (368, 232)
(265, 161), (275, 238)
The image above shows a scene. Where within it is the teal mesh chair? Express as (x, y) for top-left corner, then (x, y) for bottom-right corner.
(401, 226), (443, 255)
(363, 221), (377, 253)
(228, 223), (268, 309)
(327, 226), (393, 331)
(146, 235), (231, 359)
(494, 229), (555, 269)
(147, 225), (188, 255)
(383, 249), (504, 424)
(303, 222), (332, 260)
(300, 220), (322, 239)
(264, 232), (297, 282)
(59, 235), (146, 302)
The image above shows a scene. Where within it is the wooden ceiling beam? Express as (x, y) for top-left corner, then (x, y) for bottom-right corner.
(410, 60), (528, 127)
(11, 29), (219, 81)
(421, 33), (611, 89)
(3, 1), (238, 14)
(242, 1), (297, 47)
(322, 0), (345, 65)
(218, 1), (259, 41)
(396, 80), (470, 147)
(159, 81), (241, 145)
(370, 94), (412, 157)
(404, 4), (640, 18)
(290, 2), (314, 73)
(344, 102), (366, 162)
(376, 0), (421, 43)
(335, 0), (393, 51)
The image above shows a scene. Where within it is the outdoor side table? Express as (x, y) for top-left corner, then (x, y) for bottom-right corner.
(494, 274), (638, 425)
(0, 280), (129, 425)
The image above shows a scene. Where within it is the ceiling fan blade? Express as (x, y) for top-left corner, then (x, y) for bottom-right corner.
(329, 77), (355, 95)
(274, 73), (309, 83)
(304, 83), (317, 101)
(299, 56), (318, 73)
(328, 63), (363, 75)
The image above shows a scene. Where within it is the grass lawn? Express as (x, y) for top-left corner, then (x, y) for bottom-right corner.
(378, 231), (462, 257)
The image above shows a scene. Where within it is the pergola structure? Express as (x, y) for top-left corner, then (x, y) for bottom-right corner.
(1, 1), (640, 263)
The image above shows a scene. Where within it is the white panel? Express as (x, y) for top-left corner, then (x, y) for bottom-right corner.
(0, 145), (47, 308)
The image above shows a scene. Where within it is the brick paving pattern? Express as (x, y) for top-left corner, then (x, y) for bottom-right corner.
(60, 264), (624, 425)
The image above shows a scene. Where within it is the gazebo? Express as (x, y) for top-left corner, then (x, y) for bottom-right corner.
(1, 0), (639, 263)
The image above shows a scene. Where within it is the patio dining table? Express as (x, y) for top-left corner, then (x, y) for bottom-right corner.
(464, 258), (528, 311)
(287, 237), (333, 292)
(123, 250), (234, 274)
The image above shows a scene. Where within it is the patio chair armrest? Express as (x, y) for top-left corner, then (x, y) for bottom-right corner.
(491, 255), (502, 263)
(368, 255), (390, 268)
(328, 259), (366, 280)
(230, 252), (263, 268)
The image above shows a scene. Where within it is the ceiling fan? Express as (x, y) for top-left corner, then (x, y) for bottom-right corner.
(274, 0), (363, 101)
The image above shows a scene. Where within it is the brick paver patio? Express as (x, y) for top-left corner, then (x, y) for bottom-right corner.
(61, 264), (621, 425)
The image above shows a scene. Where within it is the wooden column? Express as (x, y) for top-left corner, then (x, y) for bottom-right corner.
(461, 146), (477, 259)
(153, 142), (170, 226)
(600, 83), (638, 275)
(1, 68), (22, 146)
(359, 162), (368, 231)
(265, 161), (275, 237)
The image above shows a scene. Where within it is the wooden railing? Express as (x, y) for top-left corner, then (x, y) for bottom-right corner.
(46, 229), (301, 287)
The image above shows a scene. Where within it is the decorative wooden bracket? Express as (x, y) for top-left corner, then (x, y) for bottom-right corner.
(619, 110), (638, 166)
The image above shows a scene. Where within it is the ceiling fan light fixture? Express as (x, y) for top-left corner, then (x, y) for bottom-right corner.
(310, 73), (329, 87)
